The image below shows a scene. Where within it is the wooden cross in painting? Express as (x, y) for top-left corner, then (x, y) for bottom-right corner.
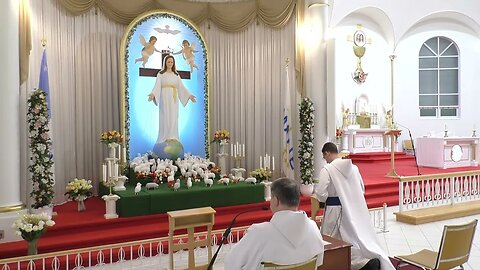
(138, 50), (191, 80)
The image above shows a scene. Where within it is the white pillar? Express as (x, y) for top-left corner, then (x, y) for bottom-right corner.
(0, 0), (24, 243)
(0, 0), (22, 210)
(305, 0), (329, 178)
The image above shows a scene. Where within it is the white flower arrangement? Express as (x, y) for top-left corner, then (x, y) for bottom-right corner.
(299, 97), (315, 184)
(12, 213), (55, 241)
(249, 168), (272, 182)
(65, 178), (93, 200)
(27, 89), (55, 209)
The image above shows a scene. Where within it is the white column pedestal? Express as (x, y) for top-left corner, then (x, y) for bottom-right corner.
(262, 181), (272, 201)
(102, 194), (120, 219)
(217, 153), (228, 174)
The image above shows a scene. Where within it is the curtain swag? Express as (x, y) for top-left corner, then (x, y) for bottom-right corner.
(57, 0), (296, 31)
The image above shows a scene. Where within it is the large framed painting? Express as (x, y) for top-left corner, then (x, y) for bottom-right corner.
(120, 11), (209, 161)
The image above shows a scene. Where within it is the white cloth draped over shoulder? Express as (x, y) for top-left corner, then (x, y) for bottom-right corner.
(315, 158), (394, 270)
(224, 210), (324, 270)
(150, 71), (192, 143)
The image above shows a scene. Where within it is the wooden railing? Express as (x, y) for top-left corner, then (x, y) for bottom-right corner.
(398, 170), (480, 212)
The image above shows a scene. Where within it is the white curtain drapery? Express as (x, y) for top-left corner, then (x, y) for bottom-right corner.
(22, 0), (298, 205)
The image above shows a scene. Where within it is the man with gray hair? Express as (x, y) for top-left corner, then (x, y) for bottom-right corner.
(224, 177), (324, 269)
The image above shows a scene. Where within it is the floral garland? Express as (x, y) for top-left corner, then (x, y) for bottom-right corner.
(124, 12), (210, 160)
(299, 97), (315, 184)
(27, 89), (55, 209)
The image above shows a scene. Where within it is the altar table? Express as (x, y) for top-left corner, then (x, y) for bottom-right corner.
(416, 137), (479, 169)
(342, 128), (388, 153)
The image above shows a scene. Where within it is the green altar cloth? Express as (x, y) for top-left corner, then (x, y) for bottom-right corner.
(99, 181), (265, 217)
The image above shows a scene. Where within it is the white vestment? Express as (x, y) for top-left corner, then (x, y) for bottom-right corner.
(315, 158), (394, 270)
(150, 71), (192, 143)
(224, 210), (324, 270)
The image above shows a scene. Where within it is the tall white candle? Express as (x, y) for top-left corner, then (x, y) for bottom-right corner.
(107, 161), (112, 179)
(231, 144), (234, 156)
(445, 124), (447, 131)
(272, 156), (275, 171)
(242, 144), (245, 157)
(102, 164), (107, 182)
(117, 144), (121, 160)
(114, 163), (118, 177)
(234, 146), (237, 158)
(122, 147), (126, 163)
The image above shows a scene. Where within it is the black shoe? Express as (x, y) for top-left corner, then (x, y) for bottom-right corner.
(359, 258), (381, 270)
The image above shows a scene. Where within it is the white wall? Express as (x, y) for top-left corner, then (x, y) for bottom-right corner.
(394, 30), (480, 142)
(327, 1), (480, 144)
(329, 25), (391, 129)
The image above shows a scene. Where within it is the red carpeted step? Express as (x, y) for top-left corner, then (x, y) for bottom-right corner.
(2, 157), (477, 260)
(367, 195), (399, 209)
(348, 152), (415, 163)
(0, 198), (313, 259)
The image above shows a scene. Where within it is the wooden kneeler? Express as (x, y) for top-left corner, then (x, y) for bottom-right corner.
(167, 207), (216, 269)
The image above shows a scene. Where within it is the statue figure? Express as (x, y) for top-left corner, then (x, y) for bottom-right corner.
(385, 109), (393, 129)
(342, 108), (350, 129)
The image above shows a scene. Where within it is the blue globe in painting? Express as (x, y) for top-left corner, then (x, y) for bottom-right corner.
(153, 139), (184, 160)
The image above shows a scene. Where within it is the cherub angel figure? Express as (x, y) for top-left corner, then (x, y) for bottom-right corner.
(173, 40), (198, 72)
(135, 35), (160, 68)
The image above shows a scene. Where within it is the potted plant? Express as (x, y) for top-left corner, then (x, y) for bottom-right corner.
(65, 178), (93, 211)
(13, 213), (55, 255)
(27, 89), (55, 213)
(299, 97), (315, 196)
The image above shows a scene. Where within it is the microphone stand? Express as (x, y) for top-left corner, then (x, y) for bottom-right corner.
(396, 122), (421, 175)
(207, 207), (269, 270)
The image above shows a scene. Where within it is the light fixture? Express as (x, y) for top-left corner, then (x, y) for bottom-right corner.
(307, 1), (329, 8)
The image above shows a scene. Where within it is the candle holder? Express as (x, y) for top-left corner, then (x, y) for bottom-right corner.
(233, 156), (245, 169)
(473, 129), (477, 137)
(444, 129), (448, 138)
(104, 176), (117, 195)
(231, 167), (246, 181)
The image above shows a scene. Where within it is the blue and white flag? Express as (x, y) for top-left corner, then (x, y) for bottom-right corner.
(282, 61), (295, 180)
(38, 48), (55, 184)
(39, 48), (51, 118)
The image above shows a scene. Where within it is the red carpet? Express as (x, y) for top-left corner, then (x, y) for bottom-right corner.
(0, 153), (477, 259)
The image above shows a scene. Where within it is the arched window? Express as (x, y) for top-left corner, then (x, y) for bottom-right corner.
(419, 36), (459, 117)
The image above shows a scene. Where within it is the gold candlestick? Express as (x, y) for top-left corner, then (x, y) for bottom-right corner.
(234, 156), (244, 168)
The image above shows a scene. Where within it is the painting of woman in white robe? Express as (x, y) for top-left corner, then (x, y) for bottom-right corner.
(148, 55), (196, 159)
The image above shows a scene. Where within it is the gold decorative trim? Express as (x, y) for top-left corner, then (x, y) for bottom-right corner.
(0, 203), (25, 213)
